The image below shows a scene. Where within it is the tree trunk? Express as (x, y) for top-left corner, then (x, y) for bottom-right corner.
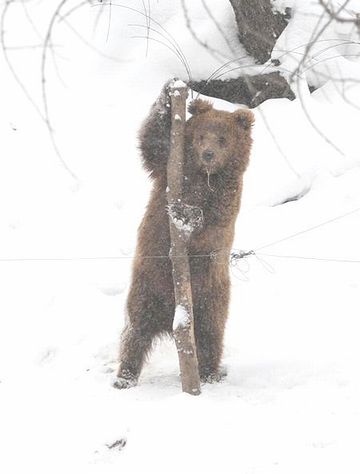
(190, 71), (295, 108)
(167, 80), (201, 396)
(229, 0), (291, 64)
(188, 1), (294, 106)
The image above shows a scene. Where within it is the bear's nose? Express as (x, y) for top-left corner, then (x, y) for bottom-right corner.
(202, 150), (214, 162)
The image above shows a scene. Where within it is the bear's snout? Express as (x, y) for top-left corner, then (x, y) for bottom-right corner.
(202, 150), (214, 162)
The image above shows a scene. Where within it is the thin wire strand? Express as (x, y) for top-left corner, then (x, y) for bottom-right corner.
(258, 253), (360, 264)
(106, 0), (112, 42)
(140, 0), (149, 56)
(255, 205), (360, 251)
(93, 2), (193, 81)
(0, 253), (218, 263)
(3, 200), (360, 266)
(3, 251), (360, 265)
(128, 23), (192, 77)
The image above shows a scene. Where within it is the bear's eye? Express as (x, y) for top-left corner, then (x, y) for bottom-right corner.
(218, 136), (226, 146)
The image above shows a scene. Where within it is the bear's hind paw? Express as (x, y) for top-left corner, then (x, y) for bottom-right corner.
(200, 373), (224, 384)
(200, 366), (227, 384)
(113, 376), (138, 390)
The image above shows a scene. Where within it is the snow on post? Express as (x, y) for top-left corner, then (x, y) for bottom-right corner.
(173, 305), (190, 332)
(167, 79), (201, 396)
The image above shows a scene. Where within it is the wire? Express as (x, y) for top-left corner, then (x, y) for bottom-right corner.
(255, 205), (360, 252)
(258, 253), (360, 264)
(1, 207), (360, 264)
(0, 253), (217, 263)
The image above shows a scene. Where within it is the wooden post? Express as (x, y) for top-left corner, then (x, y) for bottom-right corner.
(167, 79), (201, 396)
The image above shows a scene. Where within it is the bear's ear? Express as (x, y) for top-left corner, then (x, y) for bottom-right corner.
(233, 108), (255, 130)
(188, 99), (213, 116)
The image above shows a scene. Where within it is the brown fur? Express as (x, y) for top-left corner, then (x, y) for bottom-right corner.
(114, 85), (254, 389)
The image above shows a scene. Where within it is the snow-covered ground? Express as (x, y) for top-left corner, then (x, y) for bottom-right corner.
(1, 1), (360, 473)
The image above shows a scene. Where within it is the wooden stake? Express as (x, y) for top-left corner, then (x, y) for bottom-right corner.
(167, 79), (201, 396)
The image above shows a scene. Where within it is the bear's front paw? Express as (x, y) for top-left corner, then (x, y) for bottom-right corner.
(168, 203), (203, 236)
(153, 79), (173, 114)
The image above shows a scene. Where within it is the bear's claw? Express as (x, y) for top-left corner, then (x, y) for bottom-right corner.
(167, 203), (203, 235)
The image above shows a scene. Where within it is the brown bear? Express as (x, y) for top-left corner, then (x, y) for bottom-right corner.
(114, 83), (254, 389)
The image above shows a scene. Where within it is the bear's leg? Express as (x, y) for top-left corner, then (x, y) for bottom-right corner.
(195, 319), (226, 383)
(114, 285), (172, 390)
(193, 278), (230, 383)
(114, 322), (155, 389)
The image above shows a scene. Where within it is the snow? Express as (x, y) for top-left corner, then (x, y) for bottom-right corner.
(272, 0), (360, 88)
(171, 79), (187, 89)
(173, 304), (190, 331)
(168, 203), (203, 235)
(172, 217), (193, 234)
(1, 1), (360, 473)
(170, 215), (194, 235)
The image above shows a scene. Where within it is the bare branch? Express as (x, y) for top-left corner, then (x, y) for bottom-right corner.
(41, 0), (79, 181)
(60, 15), (128, 63)
(180, 0), (232, 63)
(21, 0), (43, 41)
(290, 0), (352, 82)
(319, 0), (360, 26)
(296, 75), (345, 156)
(1, 0), (45, 122)
(201, 0), (237, 56)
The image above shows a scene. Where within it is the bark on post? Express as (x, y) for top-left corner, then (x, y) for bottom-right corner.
(167, 79), (201, 396)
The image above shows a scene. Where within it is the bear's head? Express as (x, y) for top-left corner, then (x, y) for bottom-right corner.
(186, 99), (254, 175)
